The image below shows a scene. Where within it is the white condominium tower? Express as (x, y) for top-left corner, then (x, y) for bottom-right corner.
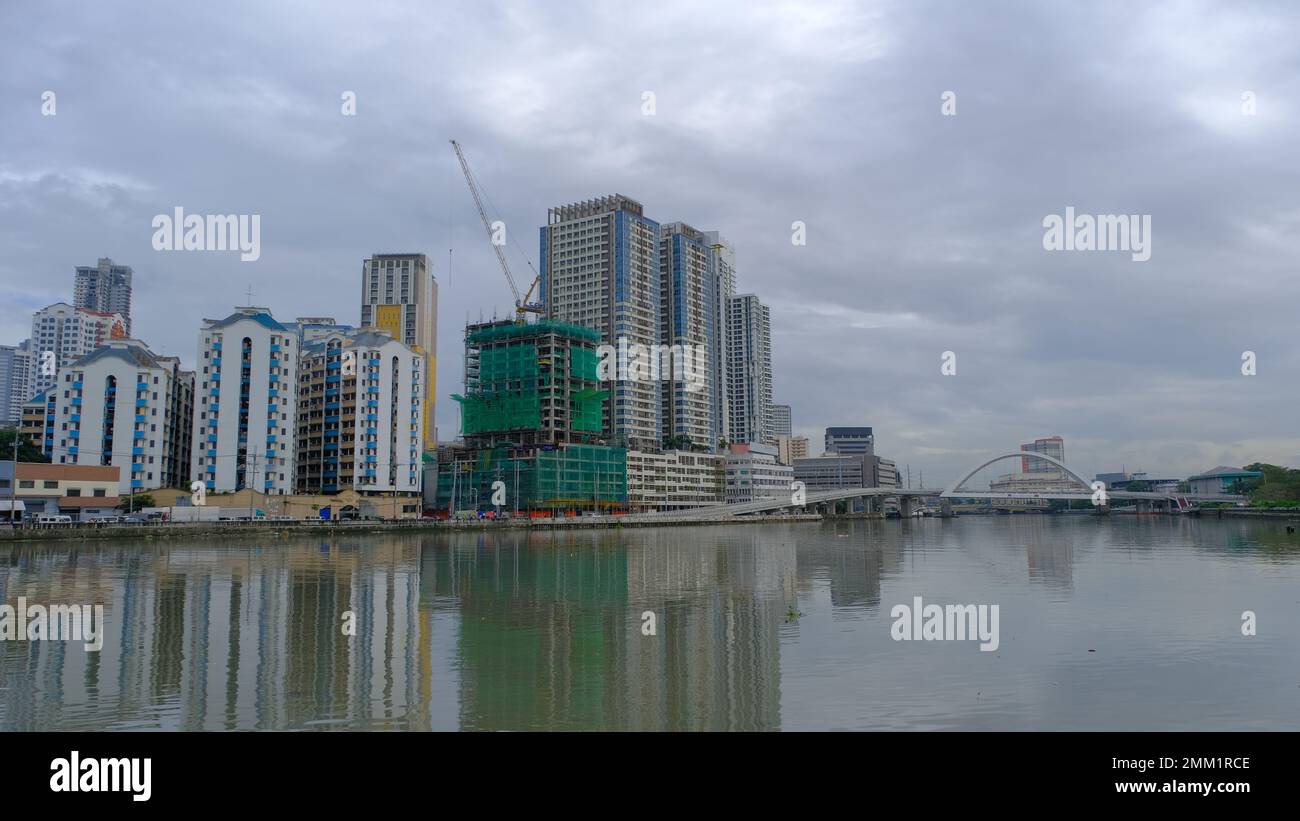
(541, 195), (661, 451)
(48, 339), (194, 494)
(702, 231), (736, 448)
(30, 303), (128, 398)
(727, 294), (774, 446)
(192, 307), (298, 494)
(74, 257), (134, 336)
(295, 329), (425, 496)
(0, 340), (33, 425)
(359, 253), (437, 451)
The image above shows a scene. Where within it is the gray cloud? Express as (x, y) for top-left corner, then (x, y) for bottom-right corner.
(2, 0), (1297, 485)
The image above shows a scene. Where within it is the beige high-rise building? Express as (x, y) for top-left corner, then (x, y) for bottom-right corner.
(360, 253), (437, 451)
(777, 435), (808, 466)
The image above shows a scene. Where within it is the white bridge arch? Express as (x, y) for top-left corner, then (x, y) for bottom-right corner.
(944, 451), (1094, 497)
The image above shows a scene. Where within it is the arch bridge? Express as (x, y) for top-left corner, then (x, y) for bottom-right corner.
(627, 451), (1241, 520)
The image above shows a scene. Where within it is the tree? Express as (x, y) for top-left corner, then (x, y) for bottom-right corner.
(1238, 463), (1300, 503)
(0, 427), (51, 464)
(116, 494), (155, 511)
(662, 434), (693, 451)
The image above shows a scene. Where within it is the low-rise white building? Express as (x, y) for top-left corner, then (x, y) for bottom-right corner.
(725, 442), (792, 504)
(627, 449), (723, 512)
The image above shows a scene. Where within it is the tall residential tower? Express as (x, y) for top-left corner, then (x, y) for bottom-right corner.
(541, 195), (661, 451)
(192, 308), (298, 494)
(360, 253), (437, 451)
(726, 294), (773, 445)
(74, 258), (134, 336)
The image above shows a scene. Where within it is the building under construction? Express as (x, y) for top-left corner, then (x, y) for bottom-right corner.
(433, 319), (627, 514)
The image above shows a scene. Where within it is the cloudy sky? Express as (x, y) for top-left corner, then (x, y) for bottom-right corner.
(3, 0), (1297, 486)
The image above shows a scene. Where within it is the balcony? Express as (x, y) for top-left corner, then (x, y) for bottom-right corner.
(70, 414), (79, 422)
(71, 397), (82, 406)
(68, 430), (79, 439)
(135, 399), (147, 407)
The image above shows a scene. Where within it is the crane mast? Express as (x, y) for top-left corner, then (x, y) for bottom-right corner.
(450, 139), (544, 322)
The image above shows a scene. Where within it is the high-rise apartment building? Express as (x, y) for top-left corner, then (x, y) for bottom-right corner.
(726, 294), (773, 445)
(48, 339), (193, 494)
(702, 231), (736, 448)
(20, 392), (53, 453)
(541, 195), (661, 451)
(659, 222), (715, 450)
(295, 330), (424, 496)
(825, 426), (875, 456)
(192, 308), (298, 494)
(74, 257), (134, 336)
(287, 316), (354, 346)
(771, 404), (792, 438)
(30, 303), (127, 398)
(0, 340), (33, 425)
(360, 254), (437, 451)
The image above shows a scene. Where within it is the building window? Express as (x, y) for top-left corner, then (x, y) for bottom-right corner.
(67, 488), (81, 497)
(43, 480), (58, 488)
(19, 480), (34, 489)
(93, 488), (106, 497)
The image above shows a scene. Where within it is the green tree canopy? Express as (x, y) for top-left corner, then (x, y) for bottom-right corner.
(0, 428), (51, 464)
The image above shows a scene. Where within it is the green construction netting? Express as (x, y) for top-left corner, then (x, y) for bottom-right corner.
(466, 320), (600, 346)
(434, 444), (627, 511)
(480, 344), (538, 387)
(458, 392), (541, 434)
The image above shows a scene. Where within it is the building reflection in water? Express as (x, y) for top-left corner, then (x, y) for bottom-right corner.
(10, 522), (1053, 730)
(1, 527), (818, 731)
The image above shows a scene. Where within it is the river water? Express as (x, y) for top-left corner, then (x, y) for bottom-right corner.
(2, 516), (1297, 731)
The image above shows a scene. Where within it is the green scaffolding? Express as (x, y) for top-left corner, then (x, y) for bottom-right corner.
(434, 444), (628, 512)
(457, 320), (607, 439)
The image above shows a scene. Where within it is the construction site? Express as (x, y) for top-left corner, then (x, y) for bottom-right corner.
(428, 142), (629, 516)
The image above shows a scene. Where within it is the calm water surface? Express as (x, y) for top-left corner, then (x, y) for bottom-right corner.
(2, 516), (1298, 730)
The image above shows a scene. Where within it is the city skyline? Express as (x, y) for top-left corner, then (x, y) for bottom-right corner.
(3, 1), (1298, 486)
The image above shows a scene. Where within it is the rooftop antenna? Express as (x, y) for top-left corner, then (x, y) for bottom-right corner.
(245, 284), (254, 304)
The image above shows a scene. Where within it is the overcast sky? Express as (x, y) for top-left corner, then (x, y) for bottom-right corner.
(3, 0), (1298, 486)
